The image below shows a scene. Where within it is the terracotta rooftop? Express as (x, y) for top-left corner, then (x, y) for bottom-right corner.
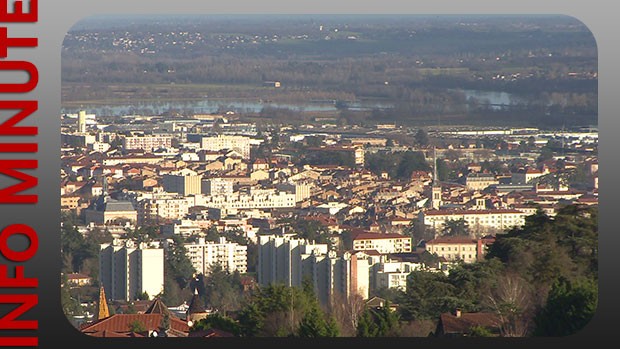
(438, 311), (501, 335)
(352, 232), (410, 240)
(144, 297), (173, 317)
(424, 208), (523, 215)
(80, 314), (190, 335)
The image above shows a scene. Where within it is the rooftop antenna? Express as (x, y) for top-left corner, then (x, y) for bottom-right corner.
(433, 146), (438, 185)
(561, 123), (565, 156)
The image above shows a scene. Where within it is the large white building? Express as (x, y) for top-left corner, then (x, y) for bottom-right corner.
(370, 261), (423, 292)
(352, 232), (413, 254)
(200, 135), (251, 159)
(257, 234), (369, 306)
(419, 208), (527, 233)
(192, 190), (296, 210)
(122, 134), (172, 151)
(464, 173), (499, 191)
(136, 197), (191, 225)
(201, 177), (234, 196)
(99, 239), (164, 301)
(184, 237), (248, 275)
(161, 219), (207, 238)
(310, 250), (369, 305)
(424, 236), (495, 263)
(511, 167), (548, 185)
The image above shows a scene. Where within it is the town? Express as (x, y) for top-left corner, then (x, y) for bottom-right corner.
(59, 14), (598, 338)
(60, 107), (598, 337)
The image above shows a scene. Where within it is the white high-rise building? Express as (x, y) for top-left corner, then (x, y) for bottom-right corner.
(77, 110), (87, 133)
(311, 250), (369, 305)
(184, 237), (248, 275)
(258, 234), (324, 288)
(257, 234), (369, 305)
(99, 240), (164, 301)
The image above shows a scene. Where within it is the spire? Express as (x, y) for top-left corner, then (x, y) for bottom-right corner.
(97, 286), (110, 320)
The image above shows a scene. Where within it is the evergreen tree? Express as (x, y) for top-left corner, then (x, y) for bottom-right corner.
(191, 313), (241, 336)
(441, 218), (470, 237)
(356, 303), (400, 337)
(533, 277), (598, 336)
(237, 302), (264, 337)
(414, 129), (430, 146)
(166, 235), (196, 289)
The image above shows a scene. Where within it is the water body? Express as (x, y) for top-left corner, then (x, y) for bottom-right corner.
(461, 89), (526, 109)
(62, 90), (522, 116)
(62, 99), (393, 117)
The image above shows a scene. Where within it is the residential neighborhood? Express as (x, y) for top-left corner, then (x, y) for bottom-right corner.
(60, 14), (598, 338)
(61, 106), (598, 337)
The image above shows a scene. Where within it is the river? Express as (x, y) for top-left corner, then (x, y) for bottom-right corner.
(61, 90), (522, 116)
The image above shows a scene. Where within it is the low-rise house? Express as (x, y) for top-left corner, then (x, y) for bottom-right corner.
(66, 272), (93, 287)
(435, 309), (501, 337)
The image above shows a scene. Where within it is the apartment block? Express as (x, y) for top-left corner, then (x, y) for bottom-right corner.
(184, 237), (248, 275)
(200, 135), (251, 159)
(99, 240), (164, 301)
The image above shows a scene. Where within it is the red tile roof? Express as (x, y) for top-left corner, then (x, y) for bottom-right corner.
(424, 208), (523, 215)
(352, 232), (410, 240)
(80, 314), (190, 334)
(426, 237), (477, 244)
(438, 312), (501, 335)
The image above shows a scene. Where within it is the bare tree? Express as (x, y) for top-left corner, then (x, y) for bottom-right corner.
(328, 291), (366, 336)
(484, 274), (534, 337)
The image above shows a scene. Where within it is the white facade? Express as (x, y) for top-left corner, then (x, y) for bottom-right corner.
(311, 250), (369, 305)
(137, 197), (191, 225)
(464, 173), (498, 191)
(184, 237), (248, 275)
(87, 141), (111, 153)
(192, 190), (296, 210)
(122, 134), (172, 151)
(257, 234), (327, 288)
(257, 234), (369, 306)
(352, 233), (413, 254)
(419, 209), (527, 232)
(370, 261), (423, 292)
(99, 240), (164, 301)
(201, 177), (234, 196)
(77, 110), (87, 133)
(511, 168), (548, 185)
(201, 135), (251, 159)
(425, 237), (484, 263)
(161, 219), (205, 237)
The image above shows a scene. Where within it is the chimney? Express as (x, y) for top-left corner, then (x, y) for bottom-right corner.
(455, 308), (462, 318)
